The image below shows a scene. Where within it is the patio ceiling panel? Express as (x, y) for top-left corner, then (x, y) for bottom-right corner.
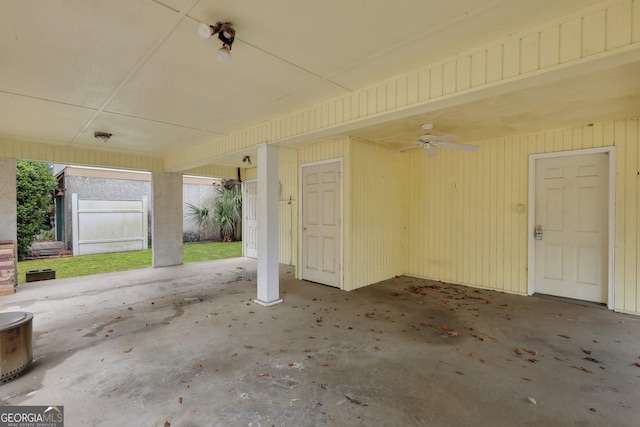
(0, 0), (175, 109)
(0, 93), (95, 146)
(105, 18), (348, 136)
(0, 0), (633, 170)
(71, 111), (225, 156)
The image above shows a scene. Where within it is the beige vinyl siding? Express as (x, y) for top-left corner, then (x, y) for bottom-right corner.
(0, 139), (164, 171)
(344, 139), (405, 291)
(278, 148), (298, 266)
(404, 118), (640, 313)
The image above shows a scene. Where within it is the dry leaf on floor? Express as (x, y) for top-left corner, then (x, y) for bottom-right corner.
(521, 378), (532, 381)
(527, 397), (537, 405)
(558, 334), (571, 339)
(524, 349), (537, 355)
(231, 353), (238, 358)
(195, 364), (203, 369)
(259, 373), (270, 377)
(448, 331), (458, 338)
(243, 345), (253, 349)
(123, 347), (133, 353)
(107, 329), (114, 333)
(514, 348), (523, 356)
(178, 397), (183, 404)
(164, 422), (171, 427)
(455, 371), (464, 375)
(581, 348), (592, 355)
(528, 358), (539, 363)
(581, 367), (593, 374)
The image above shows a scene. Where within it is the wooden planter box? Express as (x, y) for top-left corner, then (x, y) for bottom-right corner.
(25, 269), (56, 282)
(0, 241), (17, 295)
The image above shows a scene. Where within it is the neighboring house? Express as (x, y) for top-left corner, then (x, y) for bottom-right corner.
(53, 165), (220, 254)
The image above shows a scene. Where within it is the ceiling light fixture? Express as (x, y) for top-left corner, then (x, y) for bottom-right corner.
(197, 21), (236, 63)
(242, 155), (251, 165)
(94, 131), (112, 143)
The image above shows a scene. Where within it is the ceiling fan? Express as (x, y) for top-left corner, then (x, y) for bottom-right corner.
(391, 124), (479, 157)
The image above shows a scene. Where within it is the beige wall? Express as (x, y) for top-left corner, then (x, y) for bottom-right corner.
(345, 139), (405, 290)
(404, 118), (639, 314)
(271, 118), (639, 315)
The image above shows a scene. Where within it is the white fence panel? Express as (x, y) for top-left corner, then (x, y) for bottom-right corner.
(72, 194), (148, 256)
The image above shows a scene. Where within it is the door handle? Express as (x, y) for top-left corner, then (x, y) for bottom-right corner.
(534, 225), (543, 240)
(302, 227), (307, 231)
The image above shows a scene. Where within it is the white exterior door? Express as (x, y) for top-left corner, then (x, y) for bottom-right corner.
(301, 161), (341, 288)
(243, 180), (258, 259)
(533, 153), (608, 303)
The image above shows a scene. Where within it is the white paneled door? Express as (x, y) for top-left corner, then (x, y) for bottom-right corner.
(533, 153), (608, 303)
(301, 161), (341, 288)
(243, 180), (258, 259)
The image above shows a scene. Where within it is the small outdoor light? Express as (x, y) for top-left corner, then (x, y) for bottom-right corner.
(197, 21), (236, 63)
(94, 131), (112, 143)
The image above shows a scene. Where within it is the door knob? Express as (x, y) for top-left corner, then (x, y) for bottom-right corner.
(534, 225), (543, 240)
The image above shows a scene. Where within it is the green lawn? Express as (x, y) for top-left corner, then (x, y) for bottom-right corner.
(17, 241), (242, 284)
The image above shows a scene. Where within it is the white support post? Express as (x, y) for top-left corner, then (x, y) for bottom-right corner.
(255, 143), (282, 306)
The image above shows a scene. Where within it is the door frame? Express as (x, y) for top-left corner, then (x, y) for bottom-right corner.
(298, 158), (344, 289)
(527, 147), (616, 309)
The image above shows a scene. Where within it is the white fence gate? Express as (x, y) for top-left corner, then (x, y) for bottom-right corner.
(72, 194), (148, 256)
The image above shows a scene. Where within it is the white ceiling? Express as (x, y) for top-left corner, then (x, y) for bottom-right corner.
(1, 0), (636, 168)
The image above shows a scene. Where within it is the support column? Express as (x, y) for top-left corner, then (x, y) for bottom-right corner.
(255, 143), (282, 306)
(0, 158), (17, 244)
(151, 171), (183, 268)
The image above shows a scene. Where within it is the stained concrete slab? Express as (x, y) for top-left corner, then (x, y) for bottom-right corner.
(1, 258), (639, 426)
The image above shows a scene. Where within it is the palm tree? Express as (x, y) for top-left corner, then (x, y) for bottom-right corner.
(186, 185), (241, 242)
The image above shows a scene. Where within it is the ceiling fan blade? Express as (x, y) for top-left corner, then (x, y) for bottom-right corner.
(424, 144), (438, 157)
(435, 141), (479, 152)
(389, 143), (421, 153)
(427, 134), (459, 142)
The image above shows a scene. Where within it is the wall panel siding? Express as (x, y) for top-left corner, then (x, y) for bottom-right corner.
(345, 139), (404, 290)
(0, 139), (163, 171)
(405, 118), (640, 314)
(278, 148), (298, 266)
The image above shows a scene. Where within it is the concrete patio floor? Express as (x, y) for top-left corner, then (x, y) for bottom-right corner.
(1, 258), (639, 426)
